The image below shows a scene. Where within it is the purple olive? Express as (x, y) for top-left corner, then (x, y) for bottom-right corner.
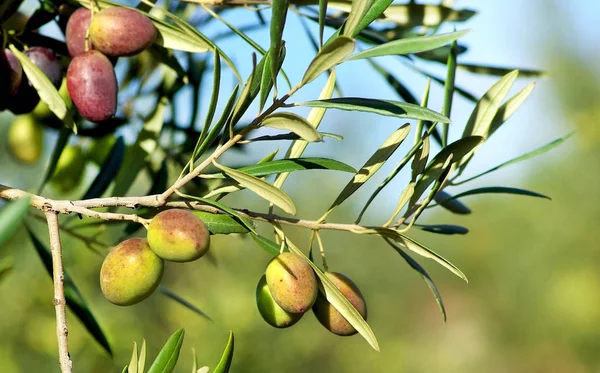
(67, 50), (117, 122)
(65, 8), (91, 58)
(25, 47), (62, 88)
(89, 7), (156, 57)
(1, 49), (23, 97)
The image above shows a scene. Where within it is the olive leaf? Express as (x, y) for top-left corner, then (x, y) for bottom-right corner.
(261, 112), (323, 142)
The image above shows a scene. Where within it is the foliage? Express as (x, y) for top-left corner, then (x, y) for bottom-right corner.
(0, 0), (569, 371)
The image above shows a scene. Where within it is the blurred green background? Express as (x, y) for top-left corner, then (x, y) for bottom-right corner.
(1, 0), (599, 372)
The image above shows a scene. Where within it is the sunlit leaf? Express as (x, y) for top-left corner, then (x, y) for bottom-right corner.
(128, 342), (138, 373)
(270, 0), (289, 91)
(353, 0), (394, 37)
(302, 36), (355, 85)
(347, 30), (470, 61)
(0, 197), (30, 247)
(441, 40), (458, 147)
(251, 234), (281, 256)
(213, 161), (297, 214)
(343, 0), (373, 37)
(383, 182), (414, 227)
(139, 339), (147, 373)
(213, 331), (234, 373)
(378, 3), (476, 27)
(325, 124), (410, 216)
(286, 239), (379, 351)
(9, 45), (76, 132)
(488, 82), (536, 138)
(295, 97), (450, 122)
(147, 329), (185, 373)
(394, 233), (467, 282)
(261, 112), (323, 142)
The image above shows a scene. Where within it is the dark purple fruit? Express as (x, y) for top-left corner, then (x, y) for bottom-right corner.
(67, 50), (117, 122)
(1, 49), (23, 98)
(25, 47), (62, 88)
(65, 8), (91, 58)
(89, 7), (156, 57)
(7, 78), (40, 115)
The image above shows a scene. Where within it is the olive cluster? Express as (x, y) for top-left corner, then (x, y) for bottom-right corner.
(100, 209), (211, 306)
(256, 252), (368, 336)
(1, 6), (156, 122)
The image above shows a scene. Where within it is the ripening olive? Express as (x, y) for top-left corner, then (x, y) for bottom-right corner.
(7, 115), (44, 164)
(265, 252), (318, 314)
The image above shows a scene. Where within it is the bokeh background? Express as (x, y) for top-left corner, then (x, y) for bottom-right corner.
(0, 0), (599, 372)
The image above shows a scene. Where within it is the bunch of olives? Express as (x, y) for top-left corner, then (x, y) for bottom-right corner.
(1, 6), (156, 122)
(256, 252), (368, 336)
(100, 209), (210, 306)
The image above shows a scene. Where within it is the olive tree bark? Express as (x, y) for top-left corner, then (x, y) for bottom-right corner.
(45, 210), (73, 373)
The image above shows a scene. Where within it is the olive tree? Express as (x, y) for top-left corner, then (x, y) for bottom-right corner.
(0, 0), (570, 371)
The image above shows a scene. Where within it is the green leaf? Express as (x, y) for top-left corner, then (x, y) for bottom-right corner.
(347, 30), (470, 61)
(433, 190), (471, 215)
(411, 136), (484, 205)
(158, 287), (212, 321)
(177, 194), (257, 234)
(462, 70), (519, 139)
(192, 211), (252, 235)
(213, 331), (234, 373)
(191, 348), (198, 373)
(385, 238), (446, 321)
(259, 50), (274, 111)
(488, 82), (536, 138)
(439, 187), (551, 202)
(383, 182), (414, 227)
(0, 197), (30, 247)
(9, 45), (76, 132)
(147, 329), (185, 373)
(417, 223), (469, 235)
(27, 228), (112, 355)
(237, 158), (356, 176)
(39, 127), (71, 193)
(195, 51), (222, 159)
(112, 96), (167, 197)
(441, 40), (458, 147)
(295, 97), (450, 122)
(242, 132), (342, 143)
(343, 0), (373, 37)
(458, 63), (546, 78)
(286, 239), (380, 351)
(139, 339), (147, 373)
(82, 137), (125, 200)
(411, 135), (430, 181)
(302, 36), (355, 85)
(457, 132), (574, 184)
(325, 124), (410, 216)
(213, 161), (297, 214)
(261, 112), (323, 142)
(318, 0), (329, 45)
(394, 233), (467, 282)
(128, 342), (138, 373)
(377, 3), (476, 27)
(353, 0), (394, 37)
(274, 71), (337, 188)
(251, 234), (281, 256)
(270, 0), (289, 90)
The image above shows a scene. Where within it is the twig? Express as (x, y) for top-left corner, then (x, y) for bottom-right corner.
(44, 210), (73, 373)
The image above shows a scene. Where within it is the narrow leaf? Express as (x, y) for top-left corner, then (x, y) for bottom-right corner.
(433, 190), (471, 214)
(378, 4), (476, 27)
(147, 329), (185, 373)
(192, 211), (252, 235)
(394, 233), (467, 282)
(302, 36), (355, 85)
(353, 0), (394, 37)
(326, 124), (410, 215)
(347, 30), (470, 61)
(82, 137), (125, 200)
(318, 0), (328, 45)
(213, 331), (234, 373)
(237, 158), (356, 176)
(440, 186), (551, 201)
(213, 162), (297, 214)
(0, 197), (30, 247)
(177, 193), (257, 234)
(128, 343), (138, 373)
(139, 340), (147, 373)
(458, 63), (546, 77)
(295, 97), (450, 123)
(269, 0), (289, 90)
(27, 228), (112, 354)
(159, 287), (212, 321)
(9, 45), (76, 132)
(386, 238), (446, 321)
(457, 132), (574, 184)
(251, 234), (281, 256)
(441, 40), (458, 147)
(38, 126), (71, 193)
(488, 82), (536, 138)
(287, 239), (379, 351)
(262, 112), (323, 142)
(343, 0), (373, 37)
(416, 224), (469, 235)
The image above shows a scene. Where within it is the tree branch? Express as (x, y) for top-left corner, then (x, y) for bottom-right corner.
(45, 210), (73, 373)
